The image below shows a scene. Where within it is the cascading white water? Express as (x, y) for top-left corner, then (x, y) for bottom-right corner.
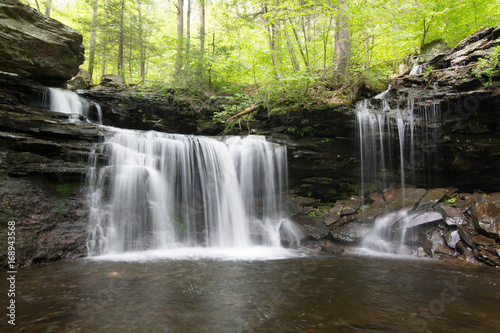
(356, 87), (442, 253)
(87, 130), (289, 255)
(356, 89), (441, 196)
(48, 88), (102, 124)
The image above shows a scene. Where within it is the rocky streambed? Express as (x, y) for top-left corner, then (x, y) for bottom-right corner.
(290, 186), (500, 267)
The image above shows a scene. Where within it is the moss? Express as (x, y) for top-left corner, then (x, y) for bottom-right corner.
(303, 177), (336, 185)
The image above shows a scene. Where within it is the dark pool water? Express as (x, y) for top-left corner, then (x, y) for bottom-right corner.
(2, 250), (500, 333)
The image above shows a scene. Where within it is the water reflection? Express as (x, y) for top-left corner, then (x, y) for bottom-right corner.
(3, 253), (500, 332)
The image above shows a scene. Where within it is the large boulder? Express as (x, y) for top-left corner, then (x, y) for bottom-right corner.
(0, 0), (84, 85)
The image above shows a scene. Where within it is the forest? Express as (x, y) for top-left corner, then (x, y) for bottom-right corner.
(20, 0), (499, 104)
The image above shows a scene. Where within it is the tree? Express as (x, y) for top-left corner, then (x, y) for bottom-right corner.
(175, 0), (184, 75)
(44, 0), (53, 17)
(334, 0), (350, 75)
(118, 0), (125, 78)
(136, 0), (145, 82)
(88, 0), (99, 82)
(199, 0), (205, 51)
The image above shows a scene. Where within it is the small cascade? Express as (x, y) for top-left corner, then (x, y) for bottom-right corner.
(87, 130), (288, 255)
(409, 64), (425, 75)
(48, 88), (102, 124)
(356, 87), (441, 196)
(357, 86), (443, 254)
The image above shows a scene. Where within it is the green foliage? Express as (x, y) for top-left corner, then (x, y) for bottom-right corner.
(286, 125), (315, 137)
(212, 93), (254, 123)
(306, 210), (318, 217)
(32, 0), (500, 104)
(473, 46), (500, 84)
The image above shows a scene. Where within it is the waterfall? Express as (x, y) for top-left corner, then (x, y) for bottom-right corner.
(48, 88), (102, 124)
(87, 130), (288, 255)
(356, 88), (441, 196)
(357, 87), (442, 254)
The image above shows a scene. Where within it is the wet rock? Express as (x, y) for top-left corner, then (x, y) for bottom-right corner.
(472, 197), (500, 239)
(423, 229), (451, 257)
(384, 187), (426, 211)
(417, 188), (449, 210)
(291, 195), (320, 216)
(476, 250), (500, 267)
(290, 214), (329, 240)
(455, 240), (474, 256)
(452, 193), (477, 213)
(472, 235), (495, 246)
(417, 247), (427, 257)
(444, 230), (461, 249)
(329, 222), (371, 243)
(323, 212), (340, 227)
(319, 240), (345, 255)
(0, 174), (88, 267)
(357, 193), (386, 220)
(279, 219), (305, 248)
(405, 211), (444, 229)
(0, 0), (84, 85)
(438, 205), (466, 226)
(340, 195), (362, 215)
(488, 192), (500, 208)
(457, 226), (478, 251)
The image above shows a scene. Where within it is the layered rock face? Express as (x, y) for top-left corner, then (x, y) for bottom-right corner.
(0, 0), (84, 85)
(0, 77), (103, 266)
(276, 26), (500, 201)
(0, 2), (89, 266)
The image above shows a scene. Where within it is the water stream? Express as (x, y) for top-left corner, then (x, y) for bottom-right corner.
(48, 88), (102, 124)
(3, 254), (499, 333)
(356, 86), (442, 253)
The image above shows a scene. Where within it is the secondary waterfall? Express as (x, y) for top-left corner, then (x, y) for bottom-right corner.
(87, 130), (289, 255)
(356, 87), (442, 253)
(48, 87), (102, 124)
(356, 87), (441, 195)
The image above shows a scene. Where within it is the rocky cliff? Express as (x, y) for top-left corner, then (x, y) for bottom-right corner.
(0, 0), (84, 85)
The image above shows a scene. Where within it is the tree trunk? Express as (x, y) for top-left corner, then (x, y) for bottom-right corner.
(322, 15), (333, 74)
(136, 0), (145, 82)
(283, 21), (300, 72)
(334, 0), (350, 75)
(263, 5), (281, 79)
(101, 37), (107, 77)
(208, 33), (214, 89)
(199, 0), (205, 51)
(128, 20), (133, 83)
(88, 0), (99, 83)
(44, 0), (52, 17)
(289, 17), (308, 68)
(34, 0), (41, 12)
(175, 0), (184, 75)
(185, 0), (191, 82)
(118, 0), (125, 79)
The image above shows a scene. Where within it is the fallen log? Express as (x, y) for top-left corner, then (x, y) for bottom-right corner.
(227, 102), (262, 122)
